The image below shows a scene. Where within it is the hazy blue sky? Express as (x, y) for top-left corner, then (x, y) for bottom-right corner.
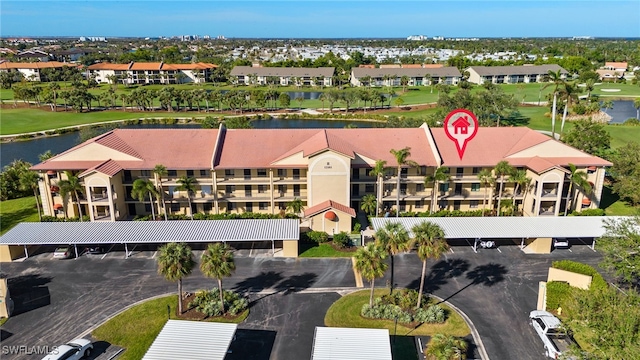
(2, 1), (639, 38)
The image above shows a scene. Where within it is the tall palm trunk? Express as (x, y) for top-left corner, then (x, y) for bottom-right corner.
(551, 93), (557, 139)
(564, 182), (574, 216)
(417, 259), (427, 309)
(218, 278), (225, 312)
(395, 167), (401, 217)
(389, 255), (395, 295)
(369, 279), (376, 307)
(482, 185), (488, 216)
(33, 187), (42, 221)
(148, 191), (156, 219)
(74, 190), (84, 221)
(376, 175), (383, 216)
(431, 181), (438, 213)
(512, 183), (520, 216)
(497, 177), (505, 217)
(560, 99), (569, 137)
(187, 195), (194, 220)
(177, 278), (183, 314)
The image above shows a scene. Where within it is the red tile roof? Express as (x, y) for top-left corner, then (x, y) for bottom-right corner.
(0, 61), (77, 70)
(78, 159), (124, 178)
(303, 200), (356, 218)
(216, 128), (438, 168)
(87, 62), (218, 71)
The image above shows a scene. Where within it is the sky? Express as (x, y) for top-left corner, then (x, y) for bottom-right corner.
(1, 1), (639, 38)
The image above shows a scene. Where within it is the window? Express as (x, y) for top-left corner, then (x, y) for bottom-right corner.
(471, 183), (480, 192)
(277, 169), (287, 178)
(415, 201), (423, 209)
(200, 170), (209, 177)
(352, 168), (360, 179)
(258, 185), (267, 193)
(246, 202), (253, 212)
(145, 203), (151, 212)
(293, 169), (300, 179)
(472, 167), (480, 174)
(225, 185), (235, 195)
(225, 169), (234, 177)
(439, 183), (450, 192)
(470, 200), (479, 208)
(365, 184), (375, 193)
(170, 203), (180, 212)
(293, 185), (300, 197)
(454, 200), (461, 210)
(399, 201), (406, 212)
(203, 203), (212, 212)
(227, 202), (235, 211)
(439, 200), (447, 209)
(278, 185), (286, 194)
(168, 186), (175, 196)
(456, 168), (464, 178)
(201, 185), (212, 195)
(352, 184), (360, 196)
(257, 169), (267, 177)
(168, 170), (177, 177)
(419, 166), (427, 176)
(259, 202), (268, 210)
(278, 202), (286, 210)
(245, 185), (252, 197)
(140, 170), (151, 177)
(244, 169), (251, 180)
(416, 184), (424, 192)
(187, 170), (194, 177)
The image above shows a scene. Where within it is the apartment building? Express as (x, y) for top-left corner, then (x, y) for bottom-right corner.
(229, 66), (335, 87)
(87, 62), (218, 84)
(466, 64), (569, 85)
(349, 67), (461, 87)
(32, 125), (610, 234)
(0, 61), (78, 81)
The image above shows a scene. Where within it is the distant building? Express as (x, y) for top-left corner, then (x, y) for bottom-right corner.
(466, 64), (569, 85)
(0, 61), (78, 81)
(229, 66), (334, 86)
(87, 62), (218, 84)
(603, 62), (628, 72)
(350, 66), (461, 87)
(407, 35), (427, 41)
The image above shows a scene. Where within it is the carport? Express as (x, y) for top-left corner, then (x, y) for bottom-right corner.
(0, 219), (300, 261)
(311, 327), (392, 360)
(370, 216), (629, 254)
(142, 320), (237, 360)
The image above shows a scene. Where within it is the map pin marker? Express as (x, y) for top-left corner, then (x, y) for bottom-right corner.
(443, 109), (479, 160)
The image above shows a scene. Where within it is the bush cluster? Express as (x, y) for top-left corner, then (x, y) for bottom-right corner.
(361, 289), (446, 324)
(551, 260), (608, 291)
(545, 281), (574, 311)
(41, 215), (91, 222)
(400, 209), (493, 217)
(332, 231), (350, 248)
(132, 212), (298, 221)
(301, 230), (329, 243)
(188, 289), (248, 317)
(570, 208), (605, 216)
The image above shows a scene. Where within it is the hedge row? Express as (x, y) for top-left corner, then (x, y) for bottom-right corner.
(551, 260), (608, 291)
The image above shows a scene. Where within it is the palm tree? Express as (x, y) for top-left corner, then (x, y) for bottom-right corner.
(354, 242), (388, 307)
(564, 163), (593, 216)
(477, 169), (494, 216)
(390, 147), (418, 217)
(176, 176), (198, 220)
(360, 194), (377, 216)
(200, 243), (236, 313)
(48, 82), (60, 112)
(400, 75), (410, 92)
(19, 171), (43, 221)
(602, 100), (613, 114)
(509, 170), (530, 216)
(425, 167), (450, 214)
(412, 221), (448, 309)
(157, 242), (195, 314)
(634, 98), (640, 120)
(559, 82), (581, 137)
(425, 334), (469, 360)
(494, 161), (513, 217)
(286, 197), (304, 216)
(58, 171), (85, 221)
(369, 160), (387, 216)
(584, 79), (595, 103)
(153, 164), (168, 220)
(375, 221), (411, 294)
(543, 70), (566, 139)
(424, 73), (433, 93)
(131, 178), (159, 219)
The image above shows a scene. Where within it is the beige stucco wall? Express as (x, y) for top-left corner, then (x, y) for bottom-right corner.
(547, 268), (592, 290)
(282, 240), (298, 257)
(0, 276), (10, 317)
(308, 210), (352, 235)
(308, 152), (350, 207)
(524, 237), (552, 254)
(0, 245), (24, 262)
(54, 143), (139, 162)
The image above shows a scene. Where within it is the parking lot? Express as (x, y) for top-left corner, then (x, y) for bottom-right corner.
(1, 241), (603, 360)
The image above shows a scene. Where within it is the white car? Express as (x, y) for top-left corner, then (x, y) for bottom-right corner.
(41, 338), (93, 360)
(553, 238), (570, 249)
(53, 246), (74, 259)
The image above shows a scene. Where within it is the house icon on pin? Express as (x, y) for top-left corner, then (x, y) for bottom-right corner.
(452, 116), (470, 135)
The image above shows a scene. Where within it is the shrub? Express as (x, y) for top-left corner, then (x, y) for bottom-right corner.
(570, 208), (605, 216)
(623, 118), (640, 126)
(41, 215), (90, 222)
(552, 260), (607, 291)
(360, 292), (446, 324)
(414, 305), (446, 323)
(545, 281), (575, 311)
(302, 231), (329, 243)
(352, 222), (362, 234)
(333, 231), (350, 248)
(188, 288), (248, 317)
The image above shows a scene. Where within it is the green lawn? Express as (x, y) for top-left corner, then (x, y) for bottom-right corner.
(324, 289), (470, 337)
(0, 197), (40, 235)
(599, 185), (640, 216)
(92, 295), (248, 360)
(299, 242), (355, 257)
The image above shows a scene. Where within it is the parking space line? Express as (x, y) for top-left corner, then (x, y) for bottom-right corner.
(152, 251), (157, 259)
(449, 248), (455, 254)
(568, 248), (572, 252)
(496, 248), (502, 253)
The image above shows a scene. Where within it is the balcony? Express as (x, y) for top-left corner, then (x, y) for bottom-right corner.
(541, 189), (558, 198)
(539, 207), (555, 216)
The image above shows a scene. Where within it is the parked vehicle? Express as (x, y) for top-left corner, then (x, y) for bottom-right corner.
(553, 238), (570, 249)
(83, 246), (104, 255)
(41, 338), (92, 360)
(529, 310), (577, 359)
(53, 246), (74, 259)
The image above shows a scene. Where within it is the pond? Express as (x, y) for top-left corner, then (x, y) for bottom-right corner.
(602, 100), (638, 124)
(0, 118), (376, 168)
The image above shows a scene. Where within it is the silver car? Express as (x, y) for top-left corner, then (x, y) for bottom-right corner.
(41, 338), (93, 360)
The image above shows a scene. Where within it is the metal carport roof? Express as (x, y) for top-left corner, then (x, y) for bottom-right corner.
(370, 216), (631, 239)
(142, 320), (237, 360)
(0, 219), (299, 245)
(311, 327), (392, 360)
